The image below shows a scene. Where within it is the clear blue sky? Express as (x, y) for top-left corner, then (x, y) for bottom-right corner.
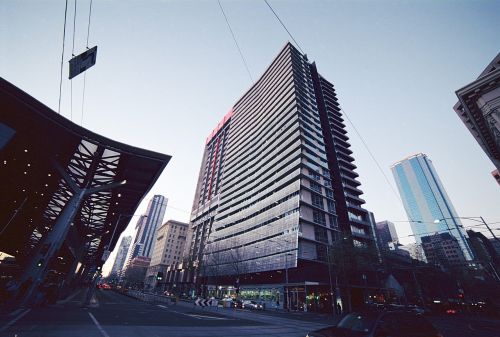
(2, 1), (499, 275)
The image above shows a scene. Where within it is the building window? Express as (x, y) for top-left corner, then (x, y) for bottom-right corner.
(314, 226), (328, 243)
(329, 215), (339, 229)
(309, 169), (321, 181)
(325, 189), (334, 198)
(313, 210), (326, 225)
(311, 193), (323, 209)
(324, 179), (332, 187)
(310, 181), (322, 192)
(327, 200), (336, 213)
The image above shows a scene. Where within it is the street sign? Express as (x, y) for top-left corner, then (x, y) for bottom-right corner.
(194, 299), (218, 307)
(69, 46), (97, 79)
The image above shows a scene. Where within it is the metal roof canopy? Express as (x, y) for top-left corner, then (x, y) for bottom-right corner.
(0, 77), (171, 271)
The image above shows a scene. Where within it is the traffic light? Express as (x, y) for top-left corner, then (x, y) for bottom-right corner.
(36, 259), (44, 267)
(156, 272), (163, 281)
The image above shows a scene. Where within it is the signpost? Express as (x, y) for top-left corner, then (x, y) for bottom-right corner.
(69, 46), (97, 79)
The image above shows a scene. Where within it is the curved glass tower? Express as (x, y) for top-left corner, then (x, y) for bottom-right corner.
(391, 153), (474, 261)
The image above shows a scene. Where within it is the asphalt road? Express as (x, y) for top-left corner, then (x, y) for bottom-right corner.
(0, 290), (327, 337)
(1, 290), (499, 337)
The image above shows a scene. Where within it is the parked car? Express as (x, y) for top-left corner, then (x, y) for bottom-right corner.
(306, 310), (443, 337)
(242, 300), (263, 310)
(231, 298), (243, 308)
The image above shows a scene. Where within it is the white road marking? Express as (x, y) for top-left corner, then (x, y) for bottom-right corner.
(156, 304), (232, 320)
(187, 314), (230, 320)
(88, 312), (111, 337)
(0, 308), (31, 332)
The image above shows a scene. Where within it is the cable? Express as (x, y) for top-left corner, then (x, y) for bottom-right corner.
(58, 0), (69, 115)
(340, 106), (418, 224)
(85, 0), (93, 48)
(217, 0), (253, 83)
(81, 0), (93, 125)
(264, 0), (304, 54)
(70, 0), (77, 121)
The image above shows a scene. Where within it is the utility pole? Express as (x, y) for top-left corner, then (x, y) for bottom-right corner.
(481, 216), (500, 243)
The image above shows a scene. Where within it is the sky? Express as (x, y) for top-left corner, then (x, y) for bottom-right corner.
(1, 0), (499, 276)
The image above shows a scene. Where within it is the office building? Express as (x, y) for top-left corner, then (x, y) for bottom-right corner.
(109, 236), (132, 278)
(454, 53), (500, 178)
(400, 243), (425, 262)
(391, 153), (474, 262)
(376, 220), (399, 250)
(145, 220), (189, 290)
(421, 233), (466, 268)
(128, 195), (167, 261)
(123, 256), (150, 288)
(199, 42), (376, 311)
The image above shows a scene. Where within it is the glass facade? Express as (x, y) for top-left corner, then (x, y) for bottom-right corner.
(391, 153), (474, 261)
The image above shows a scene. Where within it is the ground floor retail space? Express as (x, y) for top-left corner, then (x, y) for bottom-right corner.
(206, 282), (350, 313)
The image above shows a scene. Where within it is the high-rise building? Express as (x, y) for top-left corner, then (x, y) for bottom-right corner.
(399, 243), (425, 261)
(189, 111), (233, 278)
(375, 220), (399, 250)
(110, 236), (132, 277)
(198, 42), (376, 311)
(454, 53), (500, 178)
(391, 153), (474, 261)
(128, 195), (167, 262)
(421, 232), (466, 268)
(144, 220), (189, 290)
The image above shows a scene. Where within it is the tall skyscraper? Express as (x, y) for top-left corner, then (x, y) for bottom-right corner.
(391, 153), (474, 261)
(454, 53), (500, 179)
(128, 195), (167, 261)
(197, 42), (375, 311)
(375, 220), (399, 249)
(110, 236), (132, 277)
(189, 111), (232, 277)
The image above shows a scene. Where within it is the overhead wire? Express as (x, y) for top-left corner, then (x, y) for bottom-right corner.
(263, 0), (304, 54)
(57, 0), (69, 115)
(81, 0), (93, 125)
(70, 0), (78, 121)
(217, 0), (253, 83)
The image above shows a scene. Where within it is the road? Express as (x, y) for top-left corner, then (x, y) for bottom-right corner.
(0, 290), (329, 337)
(1, 290), (499, 337)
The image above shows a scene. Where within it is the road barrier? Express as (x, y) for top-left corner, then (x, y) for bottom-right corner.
(194, 298), (218, 307)
(122, 290), (176, 305)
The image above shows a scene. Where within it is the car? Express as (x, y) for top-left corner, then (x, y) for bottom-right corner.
(306, 310), (443, 337)
(242, 300), (263, 310)
(232, 298), (243, 308)
(445, 308), (457, 315)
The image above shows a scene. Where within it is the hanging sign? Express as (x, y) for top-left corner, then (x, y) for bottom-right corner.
(69, 46), (98, 79)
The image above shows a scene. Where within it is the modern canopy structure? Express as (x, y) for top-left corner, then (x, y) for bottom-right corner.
(0, 77), (170, 301)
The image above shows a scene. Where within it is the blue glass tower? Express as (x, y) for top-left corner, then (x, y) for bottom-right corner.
(391, 153), (474, 261)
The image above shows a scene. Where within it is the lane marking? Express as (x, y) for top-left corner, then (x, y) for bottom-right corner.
(88, 312), (110, 337)
(187, 314), (230, 320)
(8, 309), (24, 317)
(156, 304), (234, 320)
(156, 305), (201, 319)
(0, 308), (31, 333)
